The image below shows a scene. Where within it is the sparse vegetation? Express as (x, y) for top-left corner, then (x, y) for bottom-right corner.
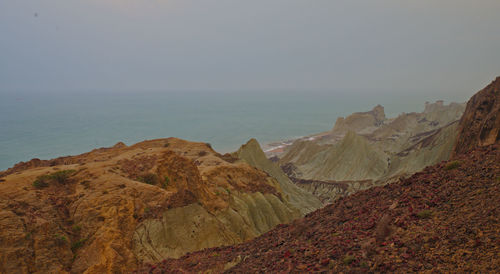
(137, 173), (159, 185)
(163, 176), (170, 188)
(71, 238), (87, 252)
(198, 151), (208, 157)
(33, 175), (50, 188)
(417, 209), (433, 219)
(205, 143), (212, 149)
(72, 225), (81, 232)
(54, 234), (68, 246)
(445, 161), (461, 170)
(50, 170), (76, 184)
(33, 170), (76, 188)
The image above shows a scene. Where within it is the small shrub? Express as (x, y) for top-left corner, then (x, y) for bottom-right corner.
(25, 232), (32, 240)
(163, 176), (170, 188)
(72, 225), (81, 232)
(33, 176), (50, 188)
(163, 143), (170, 147)
(50, 170), (76, 184)
(54, 234), (68, 246)
(445, 161), (461, 170)
(137, 173), (159, 185)
(343, 255), (355, 265)
(205, 143), (212, 149)
(71, 238), (87, 252)
(417, 210), (432, 219)
(198, 151), (208, 157)
(33, 170), (75, 188)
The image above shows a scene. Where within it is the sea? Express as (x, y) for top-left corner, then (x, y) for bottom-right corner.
(0, 90), (467, 171)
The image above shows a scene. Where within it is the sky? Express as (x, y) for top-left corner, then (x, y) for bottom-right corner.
(1, 0), (500, 97)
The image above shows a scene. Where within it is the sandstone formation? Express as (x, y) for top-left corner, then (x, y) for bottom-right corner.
(331, 105), (386, 137)
(277, 100), (465, 203)
(0, 138), (304, 273)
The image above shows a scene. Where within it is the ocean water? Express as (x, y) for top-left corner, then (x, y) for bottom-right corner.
(0, 90), (463, 170)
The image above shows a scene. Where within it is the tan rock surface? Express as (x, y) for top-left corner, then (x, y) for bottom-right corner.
(0, 137), (303, 273)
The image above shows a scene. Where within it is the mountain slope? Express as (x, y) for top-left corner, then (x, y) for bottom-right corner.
(234, 139), (322, 214)
(143, 145), (500, 273)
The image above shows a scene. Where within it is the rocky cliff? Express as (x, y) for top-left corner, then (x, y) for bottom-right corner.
(0, 138), (305, 273)
(454, 77), (500, 155)
(331, 105), (386, 137)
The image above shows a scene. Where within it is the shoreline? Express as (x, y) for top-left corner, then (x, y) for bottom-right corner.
(262, 131), (331, 156)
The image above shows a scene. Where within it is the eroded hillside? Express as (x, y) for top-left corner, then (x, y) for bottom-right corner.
(0, 138), (312, 273)
(277, 101), (465, 203)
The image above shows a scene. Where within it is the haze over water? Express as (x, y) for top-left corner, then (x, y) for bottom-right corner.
(0, 90), (469, 170)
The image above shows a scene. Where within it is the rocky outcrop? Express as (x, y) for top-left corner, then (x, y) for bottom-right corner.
(233, 139), (323, 213)
(0, 138), (303, 273)
(454, 77), (500, 155)
(331, 105), (386, 136)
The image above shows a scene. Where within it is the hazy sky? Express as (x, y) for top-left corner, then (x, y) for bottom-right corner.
(1, 0), (499, 96)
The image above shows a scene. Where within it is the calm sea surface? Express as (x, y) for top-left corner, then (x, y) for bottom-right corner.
(0, 90), (462, 170)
